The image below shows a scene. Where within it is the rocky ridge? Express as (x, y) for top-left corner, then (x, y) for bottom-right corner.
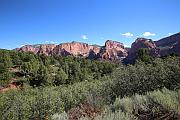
(124, 38), (160, 63)
(16, 40), (128, 61)
(15, 32), (180, 63)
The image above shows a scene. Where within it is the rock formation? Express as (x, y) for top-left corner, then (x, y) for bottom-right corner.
(100, 40), (128, 60)
(15, 32), (180, 63)
(53, 41), (101, 57)
(172, 42), (180, 53)
(154, 32), (180, 56)
(17, 44), (56, 55)
(38, 44), (56, 55)
(124, 38), (159, 63)
(155, 32), (180, 48)
(16, 40), (128, 61)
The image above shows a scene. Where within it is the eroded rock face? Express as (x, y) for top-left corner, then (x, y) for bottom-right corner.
(17, 42), (101, 57)
(53, 42), (101, 57)
(38, 44), (56, 55)
(100, 40), (128, 60)
(125, 38), (159, 63)
(172, 42), (180, 53)
(14, 33), (180, 63)
(17, 44), (56, 55)
(15, 40), (127, 61)
(18, 45), (39, 54)
(155, 32), (180, 56)
(155, 32), (180, 47)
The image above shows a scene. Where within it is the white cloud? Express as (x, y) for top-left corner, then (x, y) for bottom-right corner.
(20, 42), (30, 47)
(168, 33), (172, 36)
(81, 35), (88, 40)
(121, 32), (133, 37)
(20, 44), (25, 47)
(142, 32), (156, 37)
(124, 44), (131, 48)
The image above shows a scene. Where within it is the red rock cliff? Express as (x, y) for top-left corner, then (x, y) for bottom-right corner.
(53, 41), (100, 57)
(15, 40), (127, 61)
(18, 44), (56, 55)
(101, 40), (128, 60)
(125, 38), (159, 63)
(154, 32), (180, 56)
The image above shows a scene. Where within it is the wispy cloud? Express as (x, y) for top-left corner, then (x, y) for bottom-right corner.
(121, 32), (133, 37)
(142, 32), (156, 37)
(81, 35), (88, 40)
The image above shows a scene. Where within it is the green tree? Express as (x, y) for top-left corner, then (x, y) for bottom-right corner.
(0, 51), (12, 68)
(68, 62), (81, 83)
(29, 65), (53, 87)
(137, 48), (152, 63)
(54, 68), (68, 85)
(10, 51), (22, 65)
(21, 62), (32, 75)
(39, 54), (51, 66)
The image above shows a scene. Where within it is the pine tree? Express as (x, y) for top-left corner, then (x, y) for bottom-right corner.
(137, 48), (152, 63)
(54, 68), (68, 85)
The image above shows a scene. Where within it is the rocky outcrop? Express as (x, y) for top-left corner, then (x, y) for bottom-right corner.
(38, 44), (56, 55)
(124, 33), (180, 63)
(15, 32), (180, 63)
(155, 32), (180, 47)
(17, 44), (56, 55)
(172, 42), (180, 53)
(16, 40), (127, 61)
(154, 32), (180, 56)
(100, 40), (128, 60)
(53, 41), (101, 57)
(124, 38), (159, 63)
(17, 45), (39, 54)
(17, 42), (101, 57)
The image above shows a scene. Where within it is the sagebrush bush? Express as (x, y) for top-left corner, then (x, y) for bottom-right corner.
(101, 56), (180, 102)
(50, 88), (180, 120)
(0, 81), (100, 120)
(149, 88), (180, 113)
(1, 55), (180, 120)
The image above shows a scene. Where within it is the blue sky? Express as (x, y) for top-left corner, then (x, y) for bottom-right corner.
(0, 0), (180, 49)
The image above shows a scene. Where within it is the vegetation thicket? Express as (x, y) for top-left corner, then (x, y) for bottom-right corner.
(0, 49), (180, 120)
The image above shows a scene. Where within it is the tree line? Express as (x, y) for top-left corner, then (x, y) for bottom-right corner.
(0, 49), (117, 87)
